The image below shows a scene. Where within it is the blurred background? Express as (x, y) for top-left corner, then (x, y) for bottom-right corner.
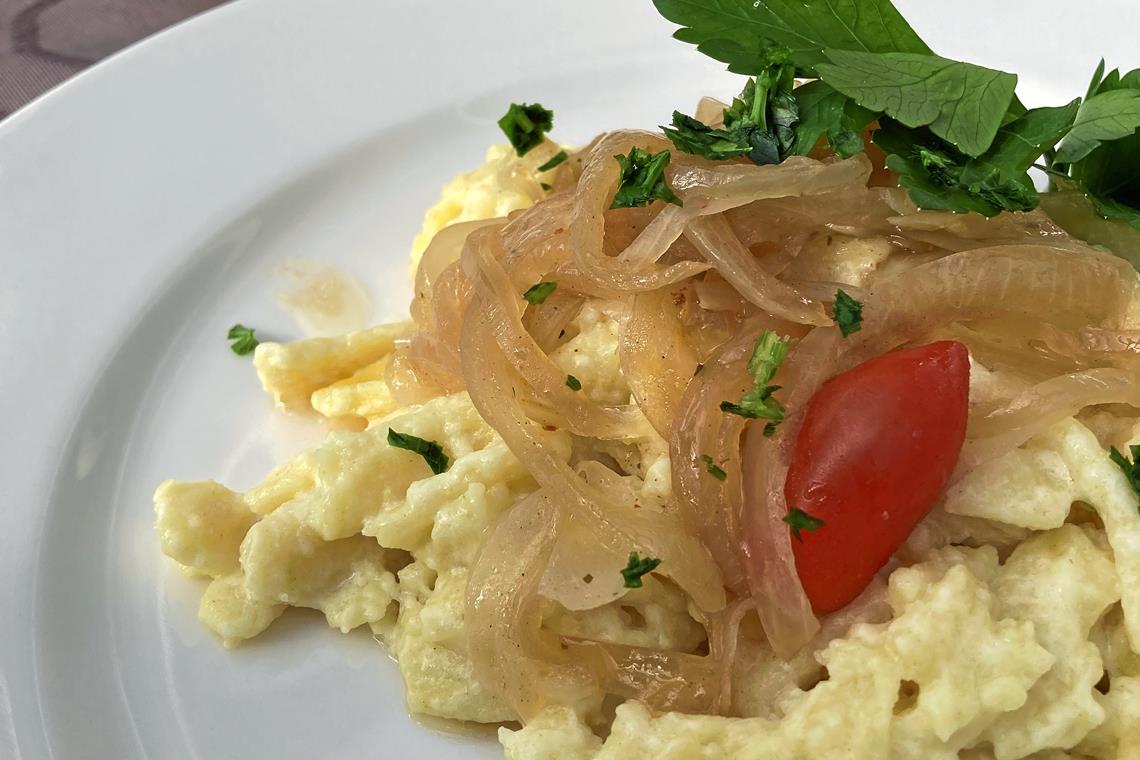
(0, 0), (226, 119)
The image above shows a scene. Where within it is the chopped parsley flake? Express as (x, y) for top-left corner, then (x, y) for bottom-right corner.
(583, 574), (594, 584)
(784, 508), (826, 542)
(498, 102), (554, 156)
(537, 150), (568, 172)
(1110, 445), (1140, 508)
(610, 147), (683, 209)
(227, 324), (260, 356)
(663, 58), (800, 166)
(620, 552), (662, 588)
(523, 281), (558, 304)
(832, 289), (864, 337)
(566, 374), (582, 391)
(701, 454), (728, 481)
(387, 429), (450, 475)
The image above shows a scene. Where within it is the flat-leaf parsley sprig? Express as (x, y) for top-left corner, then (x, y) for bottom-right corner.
(651, 0), (1140, 242)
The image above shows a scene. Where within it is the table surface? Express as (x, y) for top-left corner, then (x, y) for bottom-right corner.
(0, 0), (227, 119)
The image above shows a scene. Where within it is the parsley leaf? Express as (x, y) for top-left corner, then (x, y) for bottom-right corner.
(791, 81), (874, 158)
(1089, 190), (1140, 233)
(611, 147), (683, 209)
(498, 102), (554, 157)
(1086, 63), (1140, 97)
(700, 454), (728, 481)
(523, 281), (558, 304)
(1110, 445), (1140, 506)
(650, 0), (1140, 241)
(1054, 90), (1140, 164)
(1063, 63), (1140, 234)
(784, 508), (825, 542)
(620, 552), (662, 588)
(720, 331), (789, 426)
(537, 150), (568, 172)
(387, 429), (450, 475)
(1085, 58), (1111, 101)
(873, 105), (1079, 217)
(565, 374), (582, 391)
(832, 289), (864, 337)
(876, 128), (1027, 217)
(651, 0), (930, 74)
(967, 99), (1082, 177)
(817, 50), (1017, 157)
(227, 324), (260, 356)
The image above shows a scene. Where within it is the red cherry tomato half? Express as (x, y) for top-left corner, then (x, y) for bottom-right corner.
(784, 341), (970, 613)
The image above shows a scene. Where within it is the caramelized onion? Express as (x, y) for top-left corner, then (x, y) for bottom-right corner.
(466, 493), (601, 721)
(621, 287), (701, 438)
(390, 125), (1140, 726)
(685, 215), (829, 325)
(958, 367), (1140, 477)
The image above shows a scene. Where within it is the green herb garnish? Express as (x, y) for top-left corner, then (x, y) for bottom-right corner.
(523, 281), (558, 304)
(663, 51), (800, 165)
(566, 374), (582, 391)
(874, 102), (1080, 217)
(784, 508), (826, 542)
(1062, 62), (1140, 233)
(1110, 445), (1140, 508)
(791, 80), (874, 159)
(537, 150), (568, 171)
(583, 574), (594, 584)
(387, 429), (450, 475)
(227, 324), (260, 356)
(498, 102), (554, 156)
(620, 552), (662, 588)
(720, 331), (789, 430)
(832, 289), (864, 337)
(611, 147), (683, 209)
(650, 0), (1140, 241)
(816, 51), (1016, 158)
(700, 454), (728, 481)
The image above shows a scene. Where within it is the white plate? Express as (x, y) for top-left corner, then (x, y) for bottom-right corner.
(0, 1), (1135, 757)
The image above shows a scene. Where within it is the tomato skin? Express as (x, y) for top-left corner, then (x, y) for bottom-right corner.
(784, 341), (970, 613)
